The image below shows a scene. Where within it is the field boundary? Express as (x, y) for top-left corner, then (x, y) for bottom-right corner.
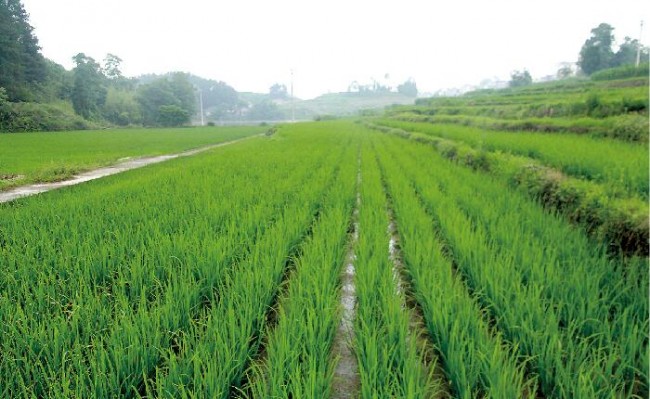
(365, 122), (648, 256)
(0, 133), (264, 204)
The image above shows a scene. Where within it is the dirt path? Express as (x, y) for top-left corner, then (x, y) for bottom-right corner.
(0, 134), (263, 204)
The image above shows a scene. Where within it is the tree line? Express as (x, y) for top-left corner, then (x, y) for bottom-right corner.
(0, 0), (256, 132)
(509, 22), (648, 88)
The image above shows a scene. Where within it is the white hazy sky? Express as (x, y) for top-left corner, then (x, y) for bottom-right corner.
(21, 0), (649, 99)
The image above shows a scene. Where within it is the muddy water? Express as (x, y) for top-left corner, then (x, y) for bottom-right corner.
(0, 134), (262, 204)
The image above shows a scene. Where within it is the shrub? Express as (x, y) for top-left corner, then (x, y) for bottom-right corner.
(1, 100), (94, 132)
(590, 63), (650, 81)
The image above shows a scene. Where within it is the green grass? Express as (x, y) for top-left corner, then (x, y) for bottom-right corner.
(0, 125), (264, 190)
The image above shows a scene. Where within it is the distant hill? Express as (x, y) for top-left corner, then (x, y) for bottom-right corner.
(277, 92), (417, 120)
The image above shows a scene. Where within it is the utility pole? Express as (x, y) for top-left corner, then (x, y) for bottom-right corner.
(636, 20), (644, 68)
(193, 85), (205, 126)
(199, 89), (204, 126)
(290, 69), (295, 123)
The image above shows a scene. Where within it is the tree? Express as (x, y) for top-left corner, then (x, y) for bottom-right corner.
(102, 87), (141, 126)
(168, 72), (196, 115)
(556, 63), (574, 79)
(0, 0), (46, 100)
(136, 73), (195, 126)
(269, 83), (288, 100)
(613, 36), (649, 67)
(71, 53), (107, 119)
(0, 87), (13, 130)
(103, 53), (123, 80)
(397, 79), (418, 97)
(157, 105), (189, 127)
(578, 23), (615, 75)
(247, 100), (285, 121)
(509, 70), (532, 87)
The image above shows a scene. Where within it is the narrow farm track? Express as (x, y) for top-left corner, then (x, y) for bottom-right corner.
(0, 133), (264, 203)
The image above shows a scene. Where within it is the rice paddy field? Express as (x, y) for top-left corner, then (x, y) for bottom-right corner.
(0, 126), (265, 191)
(0, 76), (648, 398)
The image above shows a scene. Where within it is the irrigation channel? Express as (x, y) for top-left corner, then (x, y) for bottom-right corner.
(331, 157), (361, 398)
(0, 134), (263, 203)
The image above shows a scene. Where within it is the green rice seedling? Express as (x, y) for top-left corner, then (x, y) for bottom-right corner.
(148, 123), (357, 398)
(352, 142), (438, 398)
(376, 119), (649, 199)
(0, 125), (345, 397)
(374, 139), (535, 398)
(240, 142), (356, 398)
(0, 125), (263, 191)
(375, 131), (648, 397)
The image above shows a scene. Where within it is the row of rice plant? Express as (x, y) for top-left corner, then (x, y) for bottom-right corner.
(240, 133), (358, 398)
(376, 118), (648, 199)
(375, 131), (648, 397)
(367, 121), (648, 255)
(147, 125), (354, 398)
(375, 137), (535, 398)
(388, 112), (649, 142)
(0, 128), (348, 397)
(351, 140), (438, 398)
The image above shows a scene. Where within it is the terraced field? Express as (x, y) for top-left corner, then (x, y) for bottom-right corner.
(373, 75), (649, 256)
(0, 79), (647, 398)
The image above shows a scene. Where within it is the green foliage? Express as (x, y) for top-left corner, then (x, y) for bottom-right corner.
(613, 36), (649, 66)
(247, 100), (285, 121)
(371, 122), (649, 255)
(191, 76), (239, 119)
(376, 130), (648, 396)
(509, 69), (532, 87)
(0, 122), (647, 398)
(102, 87), (142, 126)
(136, 73), (196, 126)
(40, 59), (74, 102)
(590, 62), (650, 81)
(0, 0), (46, 101)
(579, 23), (649, 75)
(269, 83), (288, 100)
(71, 53), (107, 119)
(579, 23), (615, 74)
(0, 96), (92, 133)
(157, 104), (189, 127)
(397, 79), (418, 97)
